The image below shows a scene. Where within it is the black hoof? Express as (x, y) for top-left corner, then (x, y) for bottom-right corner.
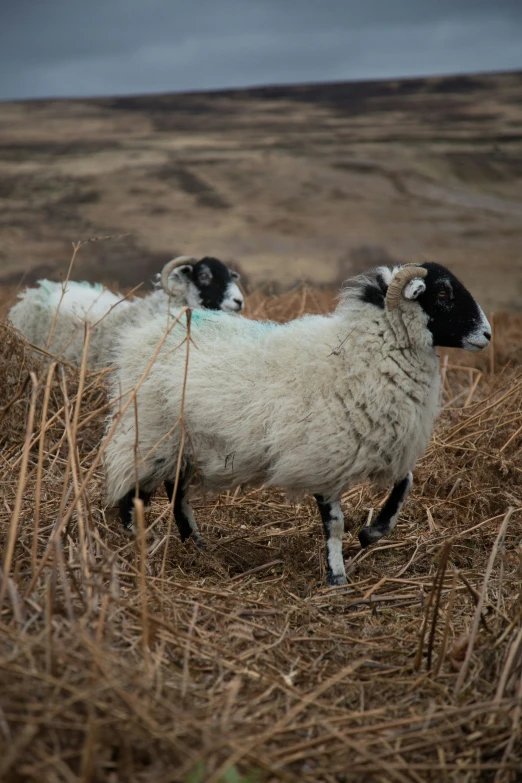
(181, 532), (205, 549)
(327, 572), (348, 587)
(358, 526), (379, 549)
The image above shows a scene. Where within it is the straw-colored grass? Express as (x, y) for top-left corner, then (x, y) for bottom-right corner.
(1, 282), (522, 783)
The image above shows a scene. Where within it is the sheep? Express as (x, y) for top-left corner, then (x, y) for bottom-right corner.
(104, 262), (491, 586)
(8, 256), (243, 369)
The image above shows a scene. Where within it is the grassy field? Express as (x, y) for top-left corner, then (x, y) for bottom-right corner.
(1, 274), (522, 782)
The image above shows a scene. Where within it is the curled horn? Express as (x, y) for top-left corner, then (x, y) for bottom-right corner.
(160, 256), (198, 295)
(386, 265), (428, 311)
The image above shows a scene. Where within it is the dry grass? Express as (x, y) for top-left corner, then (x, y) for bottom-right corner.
(1, 283), (522, 783)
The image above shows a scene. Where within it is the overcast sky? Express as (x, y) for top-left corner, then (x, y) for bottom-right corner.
(1, 0), (521, 101)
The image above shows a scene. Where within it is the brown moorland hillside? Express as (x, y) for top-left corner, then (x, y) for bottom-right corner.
(0, 71), (521, 310)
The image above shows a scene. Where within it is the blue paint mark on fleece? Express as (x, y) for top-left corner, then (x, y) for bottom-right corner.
(187, 309), (218, 325)
(188, 309), (278, 331)
(38, 279), (104, 295)
(38, 280), (57, 295)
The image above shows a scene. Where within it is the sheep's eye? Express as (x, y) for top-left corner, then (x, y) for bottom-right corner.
(437, 290), (448, 299)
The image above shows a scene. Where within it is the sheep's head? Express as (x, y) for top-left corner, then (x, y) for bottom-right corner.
(386, 263), (491, 351)
(161, 256), (243, 313)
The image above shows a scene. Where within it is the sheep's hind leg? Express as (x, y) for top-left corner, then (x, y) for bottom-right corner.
(165, 477), (203, 547)
(119, 488), (152, 531)
(358, 472), (413, 548)
(315, 496), (348, 586)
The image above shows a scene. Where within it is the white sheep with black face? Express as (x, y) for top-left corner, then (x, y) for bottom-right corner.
(104, 262), (491, 586)
(8, 256), (243, 368)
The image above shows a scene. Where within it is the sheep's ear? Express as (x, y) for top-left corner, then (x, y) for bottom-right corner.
(230, 271), (240, 281)
(403, 278), (426, 301)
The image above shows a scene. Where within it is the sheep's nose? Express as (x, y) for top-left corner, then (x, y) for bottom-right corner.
(233, 298), (243, 310)
(484, 330), (491, 341)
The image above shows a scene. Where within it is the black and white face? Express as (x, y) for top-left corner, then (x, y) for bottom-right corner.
(414, 262), (491, 351)
(172, 257), (244, 313)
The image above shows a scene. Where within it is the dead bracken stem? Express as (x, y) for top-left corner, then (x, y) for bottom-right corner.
(426, 541), (453, 671)
(182, 602), (199, 699)
(414, 540), (452, 672)
(161, 309), (191, 584)
(1, 372), (38, 608)
(454, 508), (513, 696)
(134, 497), (150, 662)
(44, 242), (81, 351)
(32, 361), (56, 571)
(433, 568), (458, 677)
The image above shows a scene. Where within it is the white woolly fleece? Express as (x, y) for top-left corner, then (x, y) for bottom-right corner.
(9, 281), (196, 368)
(104, 287), (441, 507)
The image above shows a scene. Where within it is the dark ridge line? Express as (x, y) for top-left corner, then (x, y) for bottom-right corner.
(2, 68), (521, 107)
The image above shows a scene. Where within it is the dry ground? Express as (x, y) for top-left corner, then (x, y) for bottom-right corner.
(1, 71), (522, 311)
(1, 281), (522, 782)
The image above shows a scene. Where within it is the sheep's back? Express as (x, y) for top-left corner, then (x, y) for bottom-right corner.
(9, 280), (124, 359)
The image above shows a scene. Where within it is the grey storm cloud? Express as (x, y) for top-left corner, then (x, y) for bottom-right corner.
(0, 0), (521, 100)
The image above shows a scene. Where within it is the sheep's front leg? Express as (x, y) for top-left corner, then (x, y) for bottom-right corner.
(315, 496), (348, 586)
(165, 476), (203, 547)
(358, 472), (413, 548)
(119, 488), (152, 530)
